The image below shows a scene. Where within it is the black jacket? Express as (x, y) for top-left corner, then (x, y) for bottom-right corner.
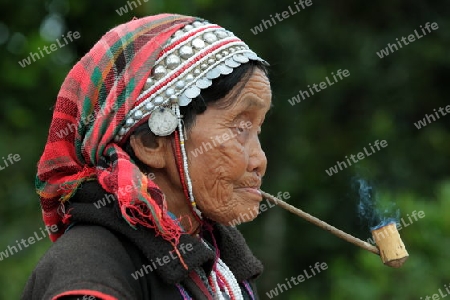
(22, 182), (263, 299)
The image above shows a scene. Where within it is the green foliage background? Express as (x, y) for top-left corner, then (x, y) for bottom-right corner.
(1, 0), (449, 299)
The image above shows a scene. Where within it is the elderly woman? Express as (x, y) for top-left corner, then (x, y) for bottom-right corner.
(22, 13), (271, 300)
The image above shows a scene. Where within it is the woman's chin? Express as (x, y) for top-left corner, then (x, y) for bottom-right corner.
(210, 204), (260, 226)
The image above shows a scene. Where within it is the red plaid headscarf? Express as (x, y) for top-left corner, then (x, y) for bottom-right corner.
(36, 14), (197, 248)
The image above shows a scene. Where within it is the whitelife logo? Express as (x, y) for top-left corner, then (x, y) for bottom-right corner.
(250, 0), (313, 35)
(228, 192), (290, 227)
(92, 173), (156, 210)
(420, 283), (450, 300)
(365, 210), (425, 245)
(288, 69), (350, 106)
(0, 225), (58, 261)
(131, 243), (193, 280)
(0, 153), (21, 171)
(54, 102), (120, 139)
(18, 31), (81, 68)
(190, 121), (253, 158)
(325, 140), (388, 177)
(413, 105), (450, 130)
(265, 262), (328, 298)
(115, 0), (148, 16)
(376, 22), (439, 59)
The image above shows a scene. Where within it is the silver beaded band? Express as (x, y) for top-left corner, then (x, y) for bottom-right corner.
(114, 19), (267, 142)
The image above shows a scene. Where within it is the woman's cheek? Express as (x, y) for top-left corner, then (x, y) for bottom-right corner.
(219, 141), (248, 177)
(187, 129), (247, 188)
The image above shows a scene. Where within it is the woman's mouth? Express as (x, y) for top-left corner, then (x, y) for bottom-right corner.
(235, 187), (262, 199)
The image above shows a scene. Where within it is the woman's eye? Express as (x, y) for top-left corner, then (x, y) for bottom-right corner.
(237, 127), (246, 134)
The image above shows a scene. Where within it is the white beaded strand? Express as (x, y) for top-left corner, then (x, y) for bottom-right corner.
(174, 105), (202, 218)
(209, 270), (224, 300)
(201, 239), (243, 300)
(215, 258), (243, 300)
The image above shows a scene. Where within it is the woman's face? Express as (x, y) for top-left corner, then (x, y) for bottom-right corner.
(185, 68), (272, 225)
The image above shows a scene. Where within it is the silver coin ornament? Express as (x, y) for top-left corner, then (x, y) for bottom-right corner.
(147, 108), (178, 136)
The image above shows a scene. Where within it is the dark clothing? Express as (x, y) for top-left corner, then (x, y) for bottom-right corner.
(22, 182), (263, 300)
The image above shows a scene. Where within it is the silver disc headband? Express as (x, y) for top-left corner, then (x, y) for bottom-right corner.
(115, 19), (267, 142)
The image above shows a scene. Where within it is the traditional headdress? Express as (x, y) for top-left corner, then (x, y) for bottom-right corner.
(36, 14), (266, 253)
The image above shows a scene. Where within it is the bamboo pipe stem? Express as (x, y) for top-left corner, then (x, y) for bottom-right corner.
(260, 191), (380, 256)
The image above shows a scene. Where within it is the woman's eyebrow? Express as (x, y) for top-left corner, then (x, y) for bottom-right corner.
(241, 97), (272, 110)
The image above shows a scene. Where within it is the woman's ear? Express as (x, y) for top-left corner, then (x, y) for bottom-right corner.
(129, 134), (169, 169)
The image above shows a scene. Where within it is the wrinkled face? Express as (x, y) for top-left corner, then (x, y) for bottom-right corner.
(184, 68), (272, 225)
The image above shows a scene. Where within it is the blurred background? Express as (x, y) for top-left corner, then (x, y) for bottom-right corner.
(1, 0), (449, 299)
